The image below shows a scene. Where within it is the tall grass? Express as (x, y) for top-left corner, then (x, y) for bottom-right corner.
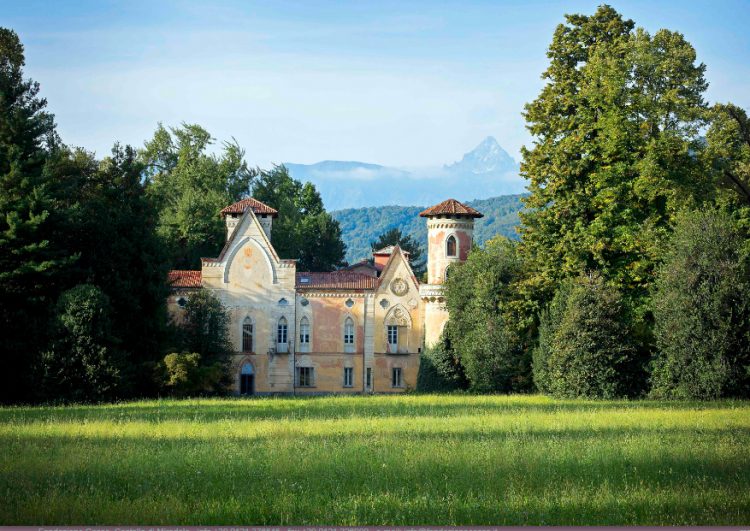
(1, 394), (748, 525)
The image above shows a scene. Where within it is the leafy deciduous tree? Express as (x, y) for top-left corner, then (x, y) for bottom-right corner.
(141, 123), (255, 269)
(519, 5), (710, 326)
(443, 237), (529, 392)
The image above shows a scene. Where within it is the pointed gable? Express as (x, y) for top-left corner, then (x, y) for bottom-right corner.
(377, 245), (420, 292)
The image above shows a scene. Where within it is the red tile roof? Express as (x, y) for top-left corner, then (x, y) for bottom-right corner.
(419, 198), (483, 218)
(296, 271), (377, 290)
(220, 198), (278, 217)
(373, 245), (410, 257)
(168, 270), (202, 288)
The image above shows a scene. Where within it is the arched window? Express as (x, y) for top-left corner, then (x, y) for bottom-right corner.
(344, 317), (355, 353)
(446, 235), (457, 257)
(240, 363), (254, 395)
(277, 316), (288, 353)
(299, 316), (310, 353)
(242, 316), (253, 352)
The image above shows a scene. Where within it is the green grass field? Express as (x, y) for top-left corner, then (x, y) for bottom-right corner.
(1, 394), (748, 525)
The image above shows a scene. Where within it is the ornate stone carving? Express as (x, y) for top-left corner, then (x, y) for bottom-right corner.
(386, 306), (410, 326)
(390, 277), (408, 296)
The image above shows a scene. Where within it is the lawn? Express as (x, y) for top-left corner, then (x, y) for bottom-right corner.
(0, 394), (748, 525)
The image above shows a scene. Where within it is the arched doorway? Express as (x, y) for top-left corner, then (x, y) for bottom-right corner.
(240, 363), (254, 395)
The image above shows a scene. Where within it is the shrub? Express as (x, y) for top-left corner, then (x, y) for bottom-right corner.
(443, 237), (529, 392)
(42, 284), (122, 402)
(544, 274), (636, 399)
(176, 290), (233, 392)
(161, 352), (226, 397)
(532, 280), (574, 394)
(416, 340), (468, 392)
(651, 209), (750, 399)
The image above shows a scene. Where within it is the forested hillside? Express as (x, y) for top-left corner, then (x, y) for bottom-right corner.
(332, 194), (525, 263)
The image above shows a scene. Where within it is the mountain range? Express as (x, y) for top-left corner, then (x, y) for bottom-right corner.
(285, 136), (525, 211)
(332, 194), (526, 264)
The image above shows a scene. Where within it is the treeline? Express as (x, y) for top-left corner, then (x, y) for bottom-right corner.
(0, 28), (346, 403)
(418, 5), (750, 400)
(332, 194), (524, 264)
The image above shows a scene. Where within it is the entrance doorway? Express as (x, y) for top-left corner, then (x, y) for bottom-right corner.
(240, 363), (254, 395)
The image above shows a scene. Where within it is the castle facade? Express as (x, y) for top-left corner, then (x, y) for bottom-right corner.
(168, 197), (482, 394)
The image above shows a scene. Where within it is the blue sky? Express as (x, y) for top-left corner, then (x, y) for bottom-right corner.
(3, 0), (749, 167)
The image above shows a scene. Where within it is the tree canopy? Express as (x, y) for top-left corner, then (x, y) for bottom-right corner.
(0, 28), (72, 402)
(141, 123), (255, 269)
(518, 5), (711, 321)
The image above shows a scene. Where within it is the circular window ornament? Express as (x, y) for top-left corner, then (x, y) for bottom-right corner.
(380, 298), (390, 309)
(345, 298), (355, 308)
(390, 277), (408, 296)
(300, 297), (309, 307)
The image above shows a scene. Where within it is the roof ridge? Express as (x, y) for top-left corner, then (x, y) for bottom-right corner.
(419, 198), (483, 218)
(220, 197), (278, 217)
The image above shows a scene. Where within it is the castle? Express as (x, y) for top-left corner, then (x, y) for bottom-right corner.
(168, 197), (482, 394)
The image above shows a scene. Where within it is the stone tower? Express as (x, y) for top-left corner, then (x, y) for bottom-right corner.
(220, 198), (278, 241)
(418, 198), (483, 347)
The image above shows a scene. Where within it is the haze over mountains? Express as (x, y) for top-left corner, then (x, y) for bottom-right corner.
(285, 136), (525, 211)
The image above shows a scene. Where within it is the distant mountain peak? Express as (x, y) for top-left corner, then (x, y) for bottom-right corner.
(445, 136), (517, 175)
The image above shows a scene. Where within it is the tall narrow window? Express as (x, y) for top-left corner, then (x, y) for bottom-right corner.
(299, 316), (310, 353)
(366, 367), (372, 389)
(392, 367), (403, 388)
(296, 366), (314, 387)
(446, 235), (457, 257)
(344, 317), (355, 353)
(343, 367), (353, 387)
(387, 325), (398, 352)
(277, 316), (288, 353)
(242, 317), (253, 352)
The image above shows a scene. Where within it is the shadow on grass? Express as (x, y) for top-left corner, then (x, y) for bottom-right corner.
(1, 425), (749, 526)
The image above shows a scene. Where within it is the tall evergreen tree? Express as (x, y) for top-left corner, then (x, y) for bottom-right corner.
(140, 123), (255, 269)
(253, 165), (346, 271)
(518, 6), (710, 324)
(0, 28), (72, 402)
(47, 144), (171, 396)
(41, 284), (122, 402)
(651, 209), (750, 399)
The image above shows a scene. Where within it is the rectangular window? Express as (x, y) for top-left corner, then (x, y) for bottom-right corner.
(366, 367), (372, 389)
(299, 322), (310, 353)
(278, 324), (288, 344)
(344, 320), (355, 353)
(392, 367), (403, 388)
(242, 323), (253, 352)
(344, 367), (353, 387)
(387, 325), (398, 352)
(296, 367), (314, 387)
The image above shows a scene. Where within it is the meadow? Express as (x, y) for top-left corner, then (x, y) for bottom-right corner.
(0, 394), (748, 525)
